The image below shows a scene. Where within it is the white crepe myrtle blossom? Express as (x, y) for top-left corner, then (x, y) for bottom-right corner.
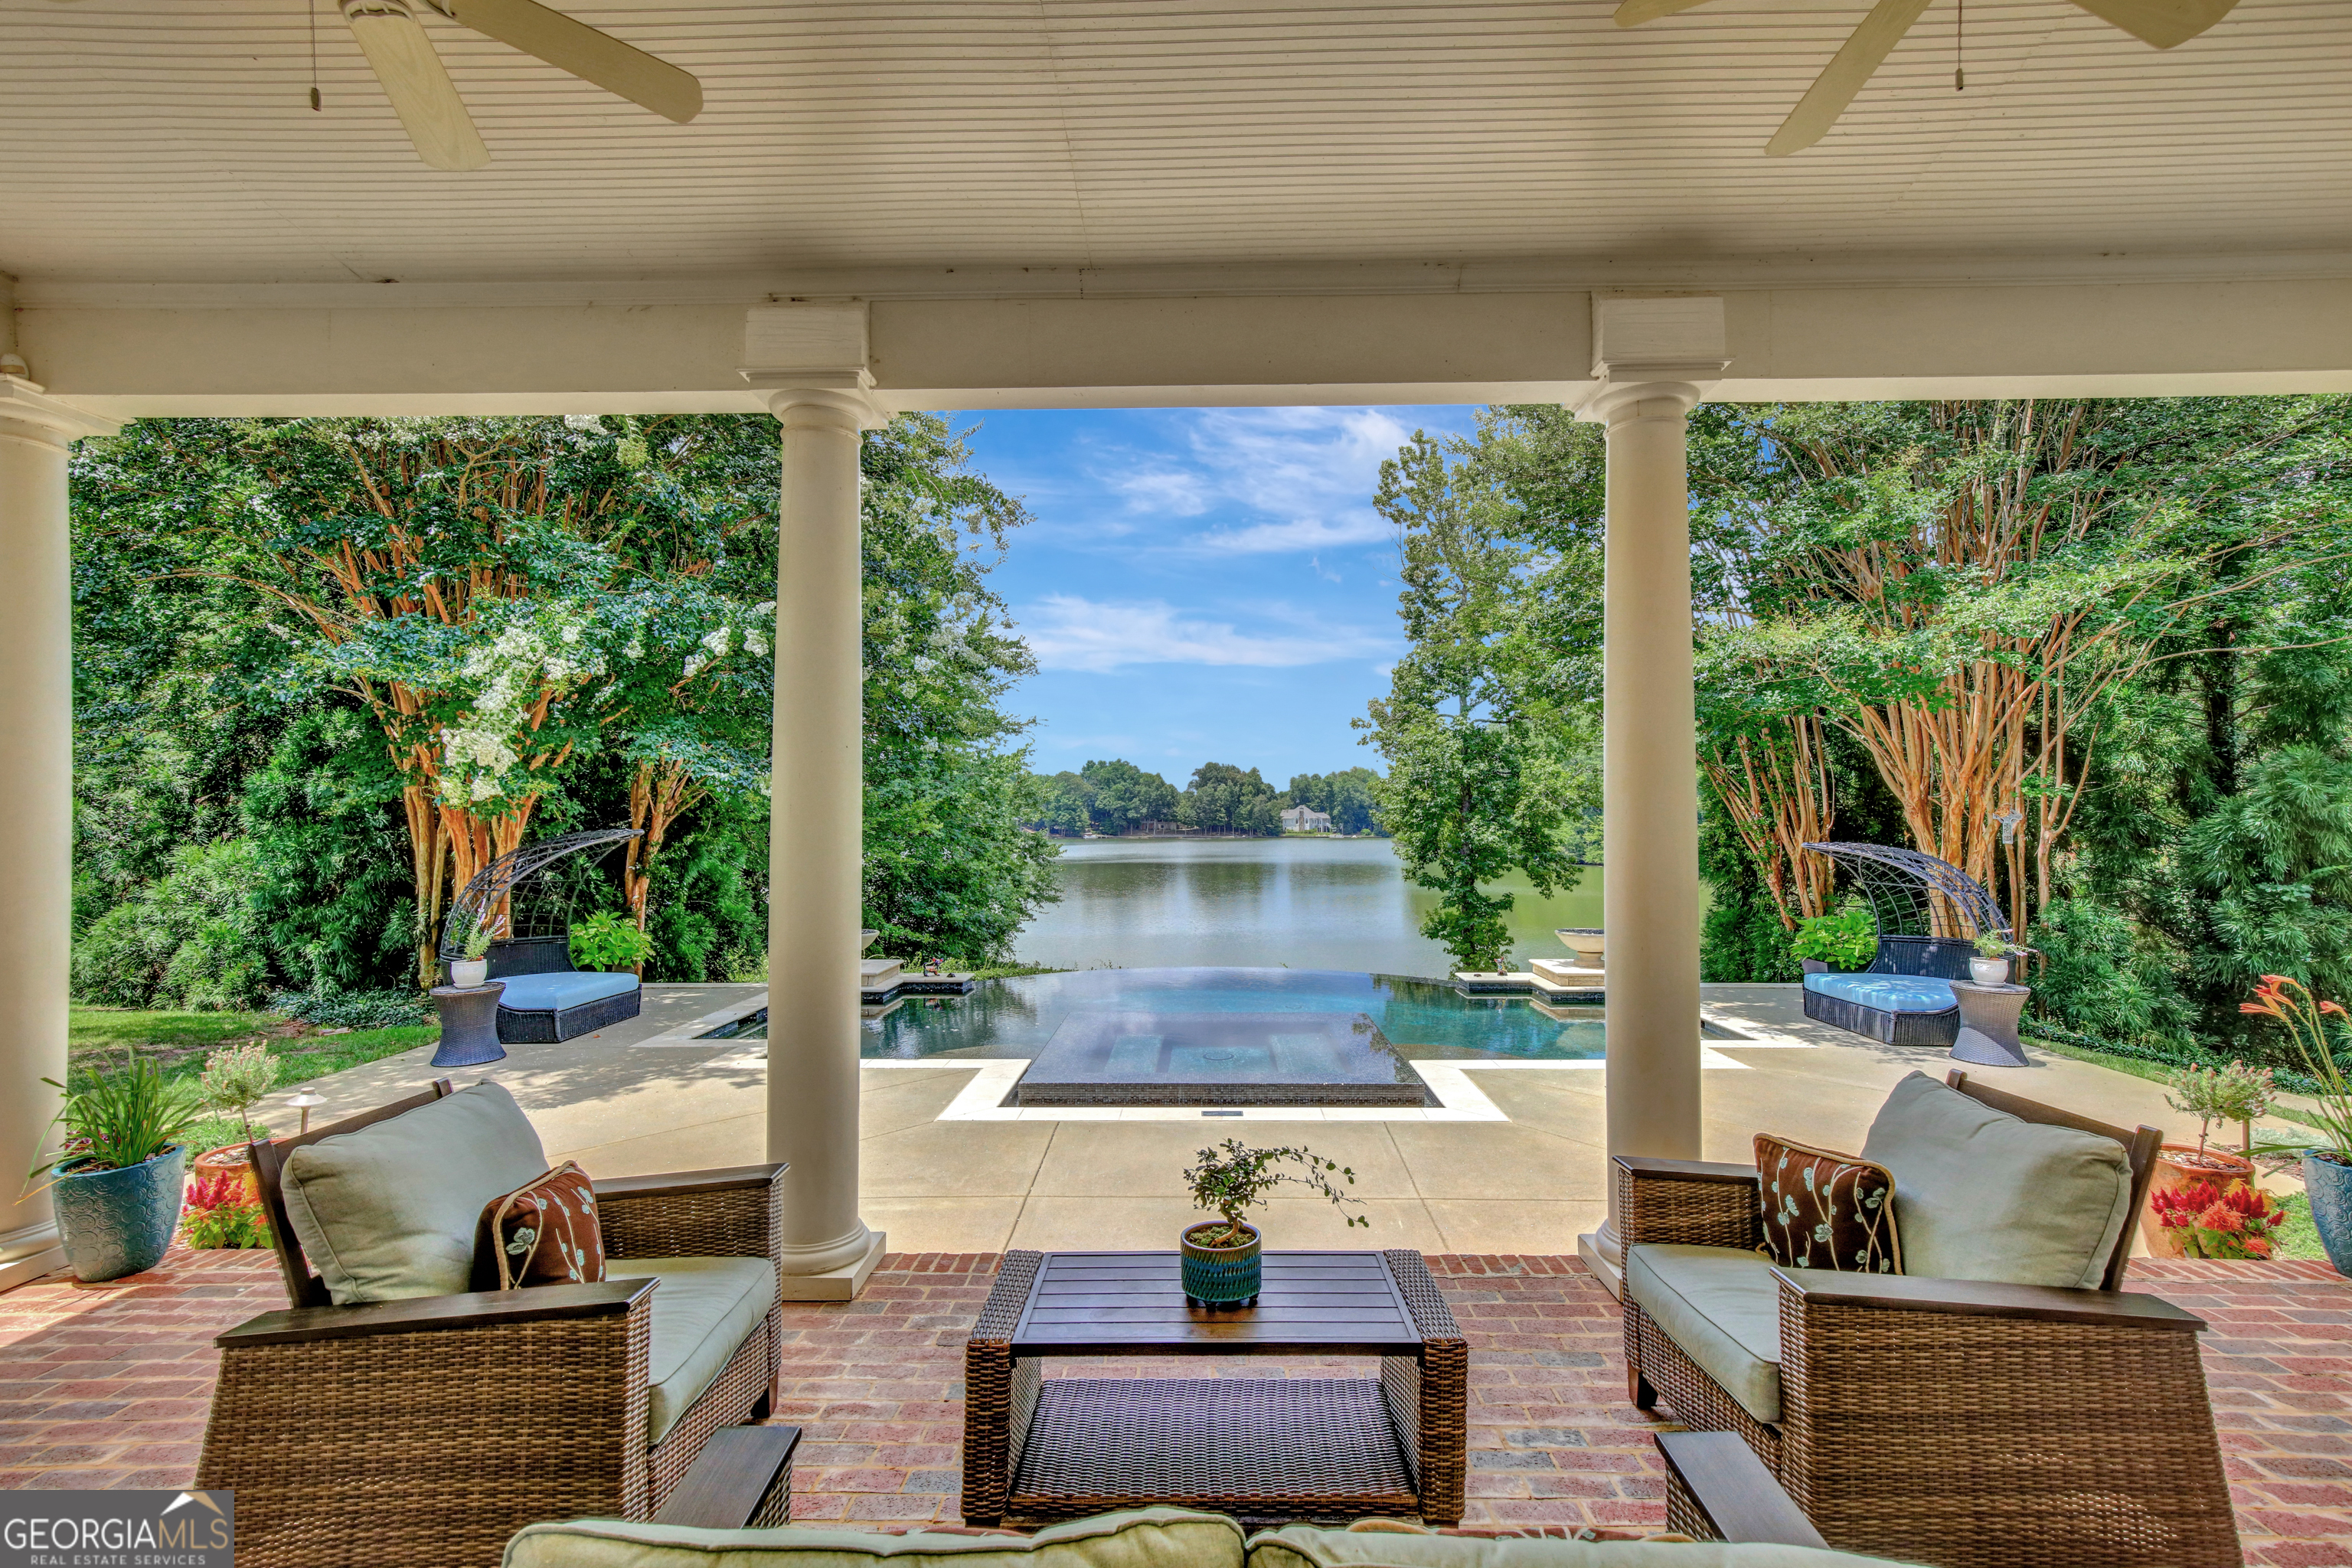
(435, 602), (607, 808)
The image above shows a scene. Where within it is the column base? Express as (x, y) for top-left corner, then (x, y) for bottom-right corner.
(776, 1230), (886, 1301)
(0, 1223), (64, 1293)
(1576, 1220), (1625, 1299)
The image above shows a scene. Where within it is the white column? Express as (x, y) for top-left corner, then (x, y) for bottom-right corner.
(0, 372), (116, 1292)
(759, 364), (887, 1300)
(1570, 295), (1726, 1297)
(1575, 380), (1706, 1295)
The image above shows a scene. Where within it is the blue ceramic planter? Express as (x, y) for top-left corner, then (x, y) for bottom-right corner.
(2304, 1152), (2352, 1277)
(51, 1145), (188, 1283)
(1181, 1222), (1262, 1308)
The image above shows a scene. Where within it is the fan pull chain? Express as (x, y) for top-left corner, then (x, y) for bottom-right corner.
(1954, 0), (1965, 90)
(309, 0), (322, 109)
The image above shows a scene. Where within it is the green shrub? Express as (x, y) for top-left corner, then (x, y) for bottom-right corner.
(1792, 902), (1876, 970)
(2029, 897), (2191, 1050)
(267, 988), (432, 1030)
(570, 910), (655, 973)
(70, 838), (266, 1011)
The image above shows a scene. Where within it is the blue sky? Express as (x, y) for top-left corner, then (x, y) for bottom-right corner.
(943, 406), (1484, 789)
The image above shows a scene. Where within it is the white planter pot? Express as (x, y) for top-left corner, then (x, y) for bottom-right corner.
(1968, 956), (2011, 985)
(450, 957), (489, 989)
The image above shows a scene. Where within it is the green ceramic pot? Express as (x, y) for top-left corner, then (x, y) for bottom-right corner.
(1180, 1221), (1261, 1308)
(51, 1145), (188, 1282)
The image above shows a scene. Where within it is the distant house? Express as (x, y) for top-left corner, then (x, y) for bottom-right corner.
(1280, 805), (1334, 834)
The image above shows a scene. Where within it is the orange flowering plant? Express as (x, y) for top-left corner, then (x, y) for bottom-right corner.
(178, 1169), (270, 1250)
(2241, 975), (2352, 1162)
(2149, 1178), (2284, 1260)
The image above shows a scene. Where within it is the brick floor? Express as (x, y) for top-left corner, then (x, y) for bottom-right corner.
(3, 1248), (2349, 1559)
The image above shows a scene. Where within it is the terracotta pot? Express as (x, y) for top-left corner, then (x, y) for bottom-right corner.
(2138, 1143), (2257, 1258)
(191, 1143), (263, 1207)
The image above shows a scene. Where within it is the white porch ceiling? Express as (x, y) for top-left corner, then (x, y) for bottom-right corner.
(2, 0), (2347, 288)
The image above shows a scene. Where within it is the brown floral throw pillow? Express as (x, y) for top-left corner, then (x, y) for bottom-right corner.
(475, 1161), (606, 1290)
(1754, 1133), (1902, 1274)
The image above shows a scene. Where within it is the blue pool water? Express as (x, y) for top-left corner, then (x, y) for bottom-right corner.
(850, 968), (1609, 1063)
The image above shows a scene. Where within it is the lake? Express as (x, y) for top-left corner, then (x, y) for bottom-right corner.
(1010, 836), (1607, 978)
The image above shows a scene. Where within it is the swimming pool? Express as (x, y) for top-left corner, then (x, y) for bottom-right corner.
(710, 967), (1613, 1063)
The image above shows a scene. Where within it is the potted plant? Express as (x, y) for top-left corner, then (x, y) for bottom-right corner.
(2140, 1059), (2273, 1256)
(2148, 1176), (2285, 1260)
(1179, 1138), (1367, 1307)
(2242, 975), (2352, 1274)
(30, 1055), (201, 1282)
(191, 1040), (278, 1204)
(1792, 902), (1875, 975)
(1969, 930), (2024, 985)
(449, 918), (495, 990)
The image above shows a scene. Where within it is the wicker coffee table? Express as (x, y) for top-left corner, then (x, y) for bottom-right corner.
(962, 1249), (1465, 1527)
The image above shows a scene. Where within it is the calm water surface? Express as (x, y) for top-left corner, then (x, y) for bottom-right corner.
(1011, 837), (1606, 977)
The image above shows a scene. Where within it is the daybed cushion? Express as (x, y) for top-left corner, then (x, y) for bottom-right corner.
(504, 1505), (1246, 1568)
(1624, 1244), (1786, 1426)
(1252, 1524), (1916, 1568)
(1799, 973), (1955, 1014)
(498, 970), (642, 1014)
(605, 1256), (780, 1446)
(280, 1080), (549, 1305)
(1859, 1071), (2134, 1290)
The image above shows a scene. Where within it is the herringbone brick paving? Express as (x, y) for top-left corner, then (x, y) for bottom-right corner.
(3, 1246), (2347, 1562)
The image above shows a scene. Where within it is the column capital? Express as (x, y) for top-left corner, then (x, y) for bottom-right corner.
(1572, 292), (1729, 425)
(1575, 374), (1717, 426)
(0, 375), (120, 447)
(740, 302), (889, 430)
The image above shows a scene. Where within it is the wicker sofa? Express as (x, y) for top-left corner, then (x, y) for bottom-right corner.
(1799, 934), (1975, 1047)
(195, 1079), (787, 1568)
(490, 933), (645, 1042)
(1619, 1069), (2240, 1568)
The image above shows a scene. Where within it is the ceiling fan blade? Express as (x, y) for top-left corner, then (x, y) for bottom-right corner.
(2064, 0), (2239, 48)
(1766, 0), (1934, 157)
(341, 0), (491, 170)
(1614, 0), (1720, 25)
(440, 0), (701, 122)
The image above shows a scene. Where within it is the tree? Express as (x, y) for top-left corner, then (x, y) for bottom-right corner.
(1360, 421), (1591, 972)
(1082, 759), (1180, 833)
(1178, 763), (1281, 835)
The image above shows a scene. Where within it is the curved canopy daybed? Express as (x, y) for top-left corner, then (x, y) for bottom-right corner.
(1796, 842), (2008, 1048)
(442, 827), (645, 1043)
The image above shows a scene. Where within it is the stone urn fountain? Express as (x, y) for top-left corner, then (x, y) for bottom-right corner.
(1532, 928), (1606, 993)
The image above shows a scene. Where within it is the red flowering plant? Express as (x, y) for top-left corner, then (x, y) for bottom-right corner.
(2149, 1177), (2285, 1259)
(2241, 975), (2352, 1166)
(179, 1169), (270, 1250)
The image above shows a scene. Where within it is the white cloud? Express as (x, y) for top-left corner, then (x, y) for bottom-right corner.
(1077, 407), (1423, 555)
(1021, 593), (1391, 674)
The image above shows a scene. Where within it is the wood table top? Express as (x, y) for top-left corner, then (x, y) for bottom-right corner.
(1006, 1250), (1426, 1357)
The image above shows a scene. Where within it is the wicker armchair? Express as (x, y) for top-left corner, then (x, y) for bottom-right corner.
(195, 1081), (788, 1568)
(1619, 1070), (2240, 1568)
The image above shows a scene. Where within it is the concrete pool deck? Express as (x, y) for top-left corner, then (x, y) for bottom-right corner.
(243, 980), (2313, 1258)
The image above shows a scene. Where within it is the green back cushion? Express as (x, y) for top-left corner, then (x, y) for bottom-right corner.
(1249, 1525), (1910, 1568)
(1859, 1073), (2133, 1289)
(503, 1508), (1246, 1568)
(282, 1081), (550, 1304)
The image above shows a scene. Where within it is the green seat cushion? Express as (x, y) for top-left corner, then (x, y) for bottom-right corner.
(280, 1081), (548, 1305)
(606, 1256), (780, 1447)
(503, 1505), (1246, 1568)
(1623, 1244), (1787, 1426)
(1859, 1072), (2133, 1289)
(1250, 1525), (1916, 1568)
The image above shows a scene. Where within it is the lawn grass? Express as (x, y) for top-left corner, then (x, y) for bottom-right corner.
(67, 1004), (437, 1145)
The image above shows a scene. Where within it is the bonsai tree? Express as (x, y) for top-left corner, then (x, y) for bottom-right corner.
(1792, 902), (1875, 971)
(2164, 1059), (2278, 1156)
(198, 1040), (279, 1147)
(1183, 1138), (1367, 1248)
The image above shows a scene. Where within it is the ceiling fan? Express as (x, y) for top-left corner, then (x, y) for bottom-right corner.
(335, 0), (701, 170)
(1613, 0), (2239, 156)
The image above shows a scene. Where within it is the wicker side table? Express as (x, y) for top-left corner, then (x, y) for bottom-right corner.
(430, 981), (508, 1067)
(1948, 979), (2031, 1069)
(962, 1249), (1465, 1528)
